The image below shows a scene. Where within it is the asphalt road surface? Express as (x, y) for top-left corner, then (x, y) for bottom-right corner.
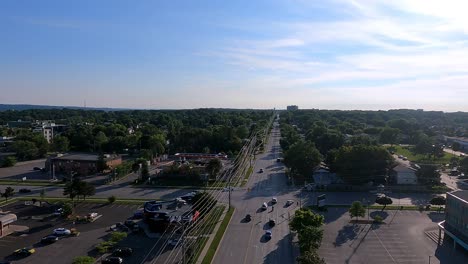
(214, 122), (299, 264)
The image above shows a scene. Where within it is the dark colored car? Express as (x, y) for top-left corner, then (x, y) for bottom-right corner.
(113, 247), (133, 257)
(41, 235), (59, 244)
(13, 248), (35, 257)
(102, 257), (123, 264)
(245, 214), (251, 222)
(19, 188), (31, 193)
(269, 219), (276, 227)
(33, 167), (41, 171)
(276, 158), (281, 162)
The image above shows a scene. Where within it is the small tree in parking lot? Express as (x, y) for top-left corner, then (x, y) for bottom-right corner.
(349, 201), (365, 221)
(1, 187), (15, 202)
(108, 195), (116, 204)
(375, 196), (393, 211)
(62, 203), (73, 218)
(430, 196), (446, 212)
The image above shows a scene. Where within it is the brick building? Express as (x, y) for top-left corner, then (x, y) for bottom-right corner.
(50, 153), (122, 177)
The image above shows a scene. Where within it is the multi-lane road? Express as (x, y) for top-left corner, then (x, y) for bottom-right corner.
(214, 122), (299, 264)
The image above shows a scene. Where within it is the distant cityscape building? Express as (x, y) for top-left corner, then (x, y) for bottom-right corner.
(287, 105), (299, 111)
(438, 190), (468, 251)
(32, 121), (67, 143)
(444, 136), (468, 153)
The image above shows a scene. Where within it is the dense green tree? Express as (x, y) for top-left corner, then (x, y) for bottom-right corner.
(296, 250), (326, 264)
(53, 135), (70, 152)
(11, 140), (39, 160)
(1, 156), (16, 167)
(206, 158), (222, 180)
(141, 162), (150, 181)
(283, 140), (322, 177)
(452, 142), (461, 151)
(415, 164), (441, 185)
(379, 127), (400, 145)
(290, 208), (324, 232)
(375, 196), (393, 211)
(413, 134), (434, 155)
(78, 181), (96, 200)
(349, 201), (365, 221)
(460, 157), (468, 175)
(96, 153), (108, 173)
(332, 145), (394, 184)
(63, 180), (80, 201)
(1, 187), (15, 201)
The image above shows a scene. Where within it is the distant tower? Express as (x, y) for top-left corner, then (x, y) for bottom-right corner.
(84, 100), (86, 108)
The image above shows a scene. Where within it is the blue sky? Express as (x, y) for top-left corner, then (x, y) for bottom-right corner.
(1, 0), (468, 111)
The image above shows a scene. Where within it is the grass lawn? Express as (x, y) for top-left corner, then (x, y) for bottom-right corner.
(240, 166), (253, 187)
(390, 145), (457, 165)
(0, 179), (64, 186)
(201, 207), (234, 264)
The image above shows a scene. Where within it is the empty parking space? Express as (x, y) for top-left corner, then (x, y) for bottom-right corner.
(319, 208), (468, 264)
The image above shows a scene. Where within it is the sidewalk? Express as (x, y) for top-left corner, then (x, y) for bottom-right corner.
(196, 205), (231, 264)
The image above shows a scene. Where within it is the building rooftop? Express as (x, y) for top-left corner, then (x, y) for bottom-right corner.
(52, 153), (119, 162)
(449, 190), (468, 203)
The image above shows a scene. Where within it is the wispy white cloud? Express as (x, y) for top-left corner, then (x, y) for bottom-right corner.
(201, 0), (468, 110)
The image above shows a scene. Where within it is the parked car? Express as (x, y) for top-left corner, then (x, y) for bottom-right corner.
(265, 230), (272, 240)
(41, 235), (59, 244)
(259, 168), (264, 173)
(87, 212), (98, 219)
(53, 228), (71, 236)
(276, 158), (281, 162)
(19, 188), (31, 193)
(285, 200), (294, 206)
(13, 248), (35, 257)
(113, 247), (133, 257)
(33, 167), (41, 171)
(52, 208), (63, 216)
(133, 209), (143, 219)
(272, 197), (277, 204)
(245, 214), (252, 222)
(102, 257), (123, 264)
(261, 202), (268, 210)
(269, 219), (276, 227)
(168, 238), (182, 248)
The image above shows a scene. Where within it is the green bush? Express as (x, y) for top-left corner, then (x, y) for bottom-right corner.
(373, 215), (383, 223)
(2, 156), (17, 167)
(72, 256), (95, 264)
(96, 241), (116, 253)
(110, 231), (127, 242)
(62, 203), (73, 217)
(108, 195), (116, 203)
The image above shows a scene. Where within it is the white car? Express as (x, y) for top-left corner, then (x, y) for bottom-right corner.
(53, 228), (71, 236)
(261, 202), (268, 210)
(272, 197), (278, 204)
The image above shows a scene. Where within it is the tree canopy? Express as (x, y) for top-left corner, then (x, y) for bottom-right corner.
(283, 140), (322, 177)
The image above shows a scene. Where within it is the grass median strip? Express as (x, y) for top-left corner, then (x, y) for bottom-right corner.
(240, 166), (253, 187)
(201, 207), (234, 264)
(0, 180), (64, 186)
(16, 196), (156, 205)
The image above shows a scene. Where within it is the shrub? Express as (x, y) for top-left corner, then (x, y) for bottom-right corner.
(2, 156), (16, 167)
(372, 215), (383, 223)
(72, 256), (95, 264)
(62, 203), (73, 217)
(110, 231), (127, 242)
(96, 241), (116, 253)
(108, 195), (116, 204)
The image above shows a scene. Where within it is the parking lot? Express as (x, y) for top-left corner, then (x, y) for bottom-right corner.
(0, 159), (48, 181)
(0, 201), (153, 264)
(318, 208), (468, 264)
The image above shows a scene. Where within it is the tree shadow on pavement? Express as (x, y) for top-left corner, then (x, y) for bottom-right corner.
(427, 211), (445, 223)
(333, 224), (364, 247)
(263, 233), (294, 263)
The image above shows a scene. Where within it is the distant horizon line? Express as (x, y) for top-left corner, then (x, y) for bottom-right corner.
(0, 103), (464, 113)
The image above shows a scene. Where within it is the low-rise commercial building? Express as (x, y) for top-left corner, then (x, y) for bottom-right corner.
(49, 153), (122, 177)
(438, 190), (468, 251)
(0, 213), (17, 237)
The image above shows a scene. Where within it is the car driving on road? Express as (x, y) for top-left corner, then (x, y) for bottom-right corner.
(53, 228), (71, 236)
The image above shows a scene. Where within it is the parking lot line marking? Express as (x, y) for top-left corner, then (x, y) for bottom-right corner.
(372, 229), (397, 263)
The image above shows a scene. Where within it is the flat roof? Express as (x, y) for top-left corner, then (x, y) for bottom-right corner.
(450, 190), (468, 203)
(52, 153), (119, 162)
